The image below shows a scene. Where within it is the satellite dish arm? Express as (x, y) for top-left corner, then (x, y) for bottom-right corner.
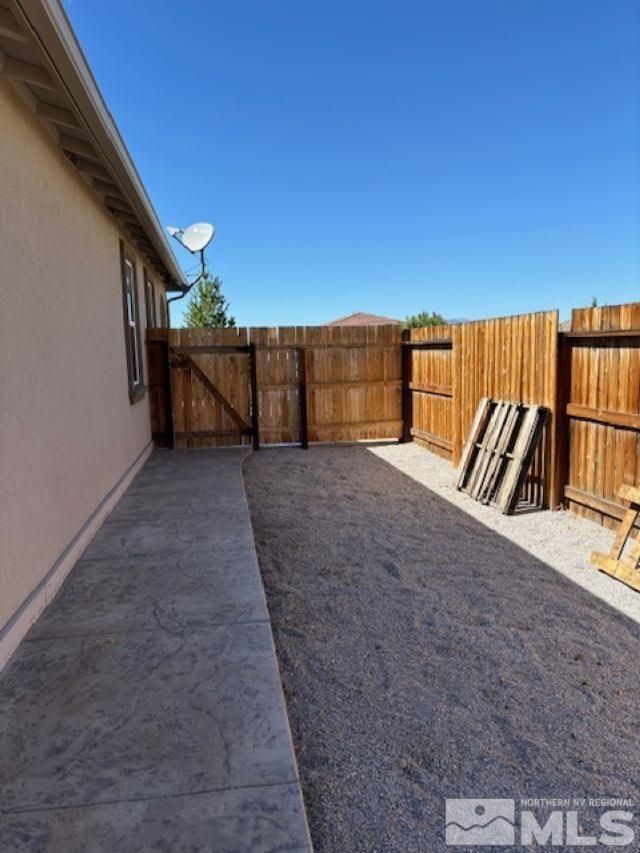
(166, 248), (206, 324)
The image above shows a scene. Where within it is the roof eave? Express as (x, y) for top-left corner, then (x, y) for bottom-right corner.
(15, 0), (186, 289)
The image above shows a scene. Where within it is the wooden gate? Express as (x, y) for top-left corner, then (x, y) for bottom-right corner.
(147, 328), (259, 450)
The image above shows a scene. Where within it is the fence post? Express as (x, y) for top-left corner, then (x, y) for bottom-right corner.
(249, 342), (260, 451)
(450, 324), (461, 465)
(400, 329), (412, 443)
(298, 347), (309, 449)
(550, 330), (571, 509)
(162, 336), (175, 449)
(146, 329), (174, 449)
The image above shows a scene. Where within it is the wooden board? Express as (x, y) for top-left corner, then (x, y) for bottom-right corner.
(457, 398), (548, 513)
(590, 485), (640, 591)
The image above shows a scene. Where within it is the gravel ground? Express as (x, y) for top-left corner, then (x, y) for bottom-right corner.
(244, 443), (640, 852)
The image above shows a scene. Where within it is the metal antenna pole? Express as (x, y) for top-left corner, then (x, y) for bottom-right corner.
(166, 248), (206, 327)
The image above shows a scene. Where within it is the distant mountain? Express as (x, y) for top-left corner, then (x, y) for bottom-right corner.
(446, 318), (468, 325)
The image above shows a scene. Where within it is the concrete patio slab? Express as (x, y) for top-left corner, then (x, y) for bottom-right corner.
(1, 623), (297, 809)
(0, 448), (311, 851)
(0, 783), (308, 853)
(80, 516), (258, 563)
(28, 554), (267, 638)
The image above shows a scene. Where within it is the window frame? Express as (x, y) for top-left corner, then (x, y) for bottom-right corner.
(159, 290), (168, 327)
(144, 267), (157, 329)
(120, 241), (146, 403)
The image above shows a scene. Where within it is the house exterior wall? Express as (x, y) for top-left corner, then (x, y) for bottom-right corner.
(0, 77), (166, 662)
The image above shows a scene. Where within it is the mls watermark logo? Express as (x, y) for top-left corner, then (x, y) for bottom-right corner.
(446, 799), (515, 845)
(445, 797), (635, 847)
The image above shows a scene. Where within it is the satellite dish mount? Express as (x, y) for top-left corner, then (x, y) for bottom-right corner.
(165, 221), (215, 320)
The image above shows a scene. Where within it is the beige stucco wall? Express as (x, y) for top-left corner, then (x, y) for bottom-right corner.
(0, 77), (166, 636)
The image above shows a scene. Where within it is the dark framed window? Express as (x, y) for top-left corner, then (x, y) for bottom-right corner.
(120, 241), (145, 403)
(144, 268), (157, 328)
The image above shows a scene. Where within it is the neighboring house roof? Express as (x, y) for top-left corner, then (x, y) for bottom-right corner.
(559, 319), (571, 331)
(324, 311), (402, 326)
(0, 0), (185, 290)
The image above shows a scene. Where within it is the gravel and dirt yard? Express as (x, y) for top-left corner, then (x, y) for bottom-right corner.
(244, 443), (640, 852)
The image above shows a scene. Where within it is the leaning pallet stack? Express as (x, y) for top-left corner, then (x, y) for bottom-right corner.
(456, 397), (548, 514)
(590, 485), (640, 592)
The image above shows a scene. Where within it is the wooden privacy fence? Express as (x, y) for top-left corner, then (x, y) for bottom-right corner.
(147, 300), (640, 527)
(147, 325), (403, 449)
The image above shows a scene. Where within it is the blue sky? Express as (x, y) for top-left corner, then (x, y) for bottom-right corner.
(65, 0), (639, 326)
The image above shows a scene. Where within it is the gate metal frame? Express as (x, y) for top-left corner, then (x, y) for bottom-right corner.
(169, 343), (260, 451)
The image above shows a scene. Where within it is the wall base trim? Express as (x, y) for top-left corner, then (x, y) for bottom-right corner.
(0, 441), (153, 671)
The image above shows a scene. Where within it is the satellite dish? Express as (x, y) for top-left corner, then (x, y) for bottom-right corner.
(181, 222), (215, 253)
(166, 222), (215, 253)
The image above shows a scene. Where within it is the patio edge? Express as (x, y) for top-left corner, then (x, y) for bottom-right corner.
(238, 446), (315, 851)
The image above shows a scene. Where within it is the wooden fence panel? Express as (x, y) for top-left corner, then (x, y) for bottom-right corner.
(251, 324), (403, 444)
(453, 311), (559, 506)
(564, 302), (640, 529)
(454, 312), (558, 455)
(406, 311), (558, 504)
(406, 313), (557, 500)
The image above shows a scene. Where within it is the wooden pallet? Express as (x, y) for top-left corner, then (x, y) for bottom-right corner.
(456, 398), (548, 514)
(590, 485), (640, 591)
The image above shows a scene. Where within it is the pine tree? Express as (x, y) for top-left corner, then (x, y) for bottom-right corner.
(404, 310), (446, 329)
(184, 275), (236, 328)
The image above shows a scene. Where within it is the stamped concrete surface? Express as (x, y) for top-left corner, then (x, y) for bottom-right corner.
(0, 449), (311, 852)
